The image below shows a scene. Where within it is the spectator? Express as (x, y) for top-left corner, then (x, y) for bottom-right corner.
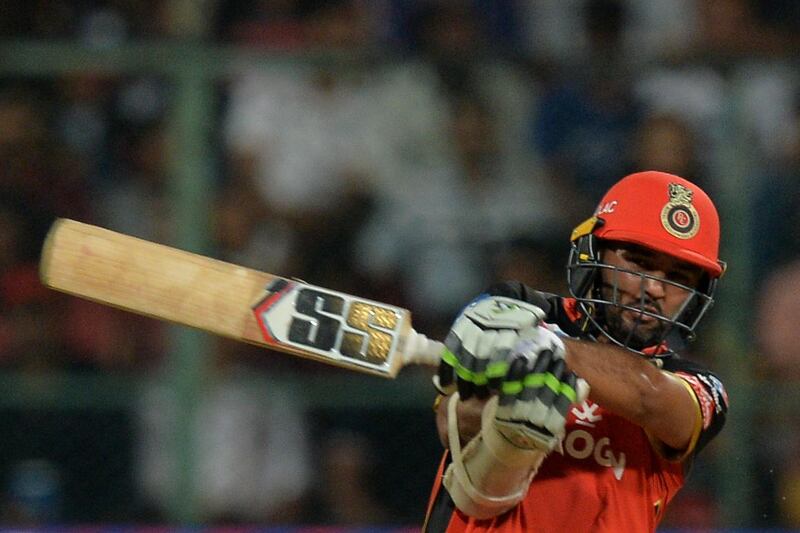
(313, 431), (390, 525)
(136, 363), (312, 523)
(407, 1), (535, 173)
(488, 236), (566, 297)
(529, 0), (643, 213)
(752, 258), (800, 527)
(750, 95), (800, 280)
(356, 92), (564, 334)
(519, 0), (698, 67)
(0, 87), (137, 372)
(629, 110), (712, 192)
(222, 0), (442, 290)
(755, 259), (800, 382)
(0, 1), (171, 41)
(0, 202), (61, 372)
(0, 86), (90, 236)
(95, 121), (173, 244)
(634, 0), (799, 171)
(212, 174), (294, 275)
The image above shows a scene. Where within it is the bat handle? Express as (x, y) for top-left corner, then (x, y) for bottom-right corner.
(403, 330), (445, 368)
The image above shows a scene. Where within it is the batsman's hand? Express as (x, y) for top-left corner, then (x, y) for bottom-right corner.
(492, 329), (589, 453)
(435, 296), (546, 400)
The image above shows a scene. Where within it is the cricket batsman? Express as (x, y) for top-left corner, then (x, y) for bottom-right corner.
(424, 171), (729, 532)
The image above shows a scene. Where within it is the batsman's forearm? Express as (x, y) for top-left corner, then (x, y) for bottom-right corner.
(562, 338), (672, 424)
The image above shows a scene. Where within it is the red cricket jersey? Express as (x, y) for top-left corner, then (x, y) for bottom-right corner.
(423, 284), (729, 533)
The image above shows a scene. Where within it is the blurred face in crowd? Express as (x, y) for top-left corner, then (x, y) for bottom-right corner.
(451, 97), (497, 167)
(305, 1), (370, 50)
(0, 94), (50, 190)
(635, 114), (695, 176)
(598, 243), (704, 350)
(421, 4), (479, 59)
(756, 262), (800, 380)
(0, 95), (45, 151)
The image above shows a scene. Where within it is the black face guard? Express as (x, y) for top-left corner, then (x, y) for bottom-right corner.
(566, 235), (717, 355)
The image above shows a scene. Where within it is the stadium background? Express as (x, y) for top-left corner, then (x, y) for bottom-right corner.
(1, 0), (799, 530)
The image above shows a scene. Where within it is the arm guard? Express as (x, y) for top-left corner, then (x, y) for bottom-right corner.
(442, 394), (547, 519)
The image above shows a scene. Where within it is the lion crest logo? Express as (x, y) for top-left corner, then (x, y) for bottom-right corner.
(660, 183), (699, 239)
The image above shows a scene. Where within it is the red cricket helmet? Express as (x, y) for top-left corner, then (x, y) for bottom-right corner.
(588, 171), (725, 277)
(567, 171), (725, 354)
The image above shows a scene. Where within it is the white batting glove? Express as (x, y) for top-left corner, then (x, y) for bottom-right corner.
(492, 328), (589, 452)
(435, 296), (546, 399)
(441, 329), (588, 520)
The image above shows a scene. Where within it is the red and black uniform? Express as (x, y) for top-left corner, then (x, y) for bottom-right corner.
(423, 282), (728, 533)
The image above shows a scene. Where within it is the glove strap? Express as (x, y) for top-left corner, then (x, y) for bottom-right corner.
(443, 394), (543, 519)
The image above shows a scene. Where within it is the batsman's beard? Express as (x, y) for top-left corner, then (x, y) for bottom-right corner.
(601, 296), (669, 351)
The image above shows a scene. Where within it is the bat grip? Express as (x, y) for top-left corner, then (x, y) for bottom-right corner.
(403, 330), (444, 367)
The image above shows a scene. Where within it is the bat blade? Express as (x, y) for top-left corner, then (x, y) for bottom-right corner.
(39, 219), (442, 377)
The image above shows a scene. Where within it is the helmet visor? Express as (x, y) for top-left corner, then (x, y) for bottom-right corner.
(567, 244), (715, 354)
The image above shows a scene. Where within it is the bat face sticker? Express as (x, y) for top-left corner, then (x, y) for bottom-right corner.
(252, 279), (406, 374)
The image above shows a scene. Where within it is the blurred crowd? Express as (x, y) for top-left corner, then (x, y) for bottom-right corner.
(1, 0), (800, 529)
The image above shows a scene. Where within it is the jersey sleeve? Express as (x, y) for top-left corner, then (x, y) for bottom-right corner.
(661, 357), (729, 459)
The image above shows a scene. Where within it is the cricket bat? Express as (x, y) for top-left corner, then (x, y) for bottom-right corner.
(39, 218), (444, 377)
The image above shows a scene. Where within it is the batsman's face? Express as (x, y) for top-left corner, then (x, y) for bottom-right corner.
(598, 244), (704, 349)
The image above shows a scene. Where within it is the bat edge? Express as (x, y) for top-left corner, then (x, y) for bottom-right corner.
(39, 217), (71, 288)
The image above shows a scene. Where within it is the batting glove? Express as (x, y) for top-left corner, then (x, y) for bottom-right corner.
(492, 329), (589, 452)
(435, 296), (546, 400)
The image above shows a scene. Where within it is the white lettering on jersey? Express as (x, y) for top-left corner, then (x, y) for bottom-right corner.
(572, 401), (602, 427)
(594, 437), (626, 481)
(561, 402), (627, 480)
(560, 430), (627, 481)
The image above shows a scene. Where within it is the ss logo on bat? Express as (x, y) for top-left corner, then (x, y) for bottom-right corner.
(253, 279), (402, 367)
